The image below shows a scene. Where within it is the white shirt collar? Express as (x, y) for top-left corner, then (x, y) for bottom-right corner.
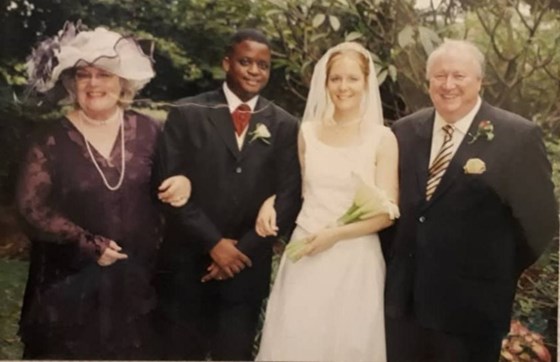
(222, 82), (259, 113)
(434, 96), (482, 135)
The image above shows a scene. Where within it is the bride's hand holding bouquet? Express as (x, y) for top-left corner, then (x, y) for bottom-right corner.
(284, 228), (339, 262)
(286, 176), (399, 262)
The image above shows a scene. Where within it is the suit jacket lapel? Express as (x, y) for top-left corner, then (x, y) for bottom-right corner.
(239, 97), (272, 160)
(207, 90), (241, 159)
(426, 102), (492, 205)
(413, 111), (435, 196)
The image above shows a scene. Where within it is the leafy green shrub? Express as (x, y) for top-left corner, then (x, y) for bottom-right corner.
(0, 259), (26, 359)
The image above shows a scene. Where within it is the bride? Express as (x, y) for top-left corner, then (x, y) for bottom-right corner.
(255, 42), (399, 362)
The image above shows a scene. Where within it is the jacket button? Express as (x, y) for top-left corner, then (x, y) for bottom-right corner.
(419, 216), (426, 223)
(235, 167), (242, 174)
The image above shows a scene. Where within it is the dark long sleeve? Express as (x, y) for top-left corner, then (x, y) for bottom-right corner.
(155, 107), (223, 252)
(16, 135), (110, 260)
(237, 116), (302, 257)
(505, 124), (558, 270)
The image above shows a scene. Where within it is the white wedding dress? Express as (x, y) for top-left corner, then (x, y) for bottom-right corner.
(257, 122), (389, 362)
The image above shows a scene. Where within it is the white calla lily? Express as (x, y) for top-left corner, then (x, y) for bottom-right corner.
(286, 174), (399, 263)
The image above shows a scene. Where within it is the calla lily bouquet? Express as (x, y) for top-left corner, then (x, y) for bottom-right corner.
(285, 176), (399, 262)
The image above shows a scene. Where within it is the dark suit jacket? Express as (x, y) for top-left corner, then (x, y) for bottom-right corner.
(155, 89), (301, 304)
(385, 101), (558, 336)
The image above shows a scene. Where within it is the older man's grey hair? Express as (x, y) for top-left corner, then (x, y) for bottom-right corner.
(426, 39), (485, 80)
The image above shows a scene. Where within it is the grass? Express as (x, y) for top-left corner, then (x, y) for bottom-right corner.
(0, 259), (26, 360)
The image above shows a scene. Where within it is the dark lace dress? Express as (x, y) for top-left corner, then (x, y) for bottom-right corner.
(16, 110), (162, 360)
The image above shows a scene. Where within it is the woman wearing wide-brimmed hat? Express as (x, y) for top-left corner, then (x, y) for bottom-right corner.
(16, 22), (189, 359)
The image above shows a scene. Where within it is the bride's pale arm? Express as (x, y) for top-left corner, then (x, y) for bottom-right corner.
(298, 129), (306, 187)
(255, 130), (307, 237)
(374, 129), (399, 206)
(304, 130), (399, 257)
(255, 195), (277, 237)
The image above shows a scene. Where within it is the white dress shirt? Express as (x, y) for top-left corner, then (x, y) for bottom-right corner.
(223, 83), (259, 149)
(429, 97), (482, 166)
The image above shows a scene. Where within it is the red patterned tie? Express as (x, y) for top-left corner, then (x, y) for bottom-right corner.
(232, 104), (252, 136)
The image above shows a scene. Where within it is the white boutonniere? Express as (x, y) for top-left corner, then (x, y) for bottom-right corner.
(463, 158), (486, 174)
(249, 123), (271, 144)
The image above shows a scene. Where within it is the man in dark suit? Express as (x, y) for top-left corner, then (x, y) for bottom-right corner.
(384, 39), (558, 361)
(153, 29), (301, 360)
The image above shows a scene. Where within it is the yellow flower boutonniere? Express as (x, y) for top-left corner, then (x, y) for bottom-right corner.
(249, 123), (271, 145)
(463, 158), (486, 174)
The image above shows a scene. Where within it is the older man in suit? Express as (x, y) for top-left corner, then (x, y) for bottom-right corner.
(384, 39), (558, 362)
(153, 29), (301, 361)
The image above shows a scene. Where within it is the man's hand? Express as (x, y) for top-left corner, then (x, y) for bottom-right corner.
(209, 238), (252, 278)
(201, 262), (230, 283)
(97, 240), (128, 267)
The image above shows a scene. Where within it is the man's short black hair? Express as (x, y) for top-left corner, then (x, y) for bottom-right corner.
(226, 28), (271, 55)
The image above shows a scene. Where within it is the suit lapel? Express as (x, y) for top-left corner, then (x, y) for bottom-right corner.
(207, 90), (241, 159)
(413, 111), (435, 196)
(426, 102), (492, 205)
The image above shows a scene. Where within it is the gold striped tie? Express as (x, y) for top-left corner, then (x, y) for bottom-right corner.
(426, 125), (454, 200)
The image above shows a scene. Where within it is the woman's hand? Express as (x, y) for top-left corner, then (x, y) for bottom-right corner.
(255, 195), (278, 237)
(158, 175), (191, 207)
(97, 240), (128, 267)
(303, 228), (338, 257)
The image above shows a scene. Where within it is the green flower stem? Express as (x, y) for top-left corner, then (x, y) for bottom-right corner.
(337, 204), (363, 225)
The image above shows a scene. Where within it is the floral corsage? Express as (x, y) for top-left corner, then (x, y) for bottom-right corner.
(468, 120), (494, 144)
(249, 123), (271, 144)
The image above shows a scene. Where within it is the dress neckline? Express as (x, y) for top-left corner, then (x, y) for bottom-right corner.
(305, 122), (364, 150)
(62, 116), (121, 162)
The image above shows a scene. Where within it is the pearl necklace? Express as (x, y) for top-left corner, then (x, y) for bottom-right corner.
(79, 109), (126, 191)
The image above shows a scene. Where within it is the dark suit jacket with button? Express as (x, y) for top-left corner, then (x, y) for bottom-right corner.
(154, 89), (301, 305)
(384, 101), (558, 336)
